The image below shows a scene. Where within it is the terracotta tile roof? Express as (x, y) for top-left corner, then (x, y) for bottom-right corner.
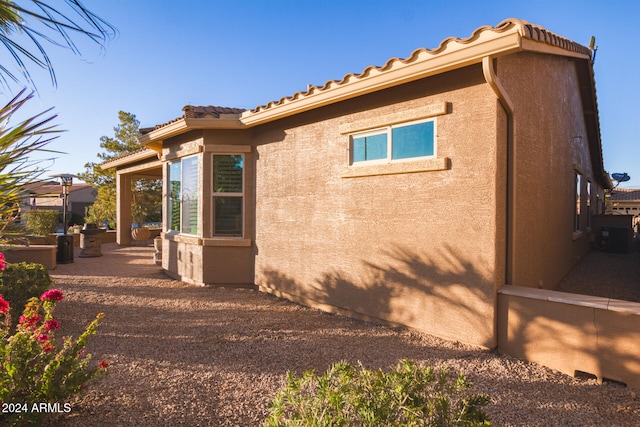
(611, 188), (640, 201)
(182, 105), (246, 118)
(145, 105), (246, 134)
(250, 18), (591, 114)
(23, 181), (92, 195)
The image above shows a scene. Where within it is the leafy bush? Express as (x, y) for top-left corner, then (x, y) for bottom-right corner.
(24, 210), (58, 236)
(0, 261), (52, 328)
(0, 289), (108, 426)
(264, 360), (491, 427)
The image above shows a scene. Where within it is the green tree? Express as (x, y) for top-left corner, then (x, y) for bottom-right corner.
(79, 111), (161, 228)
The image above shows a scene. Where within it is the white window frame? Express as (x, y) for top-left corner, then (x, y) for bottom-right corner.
(574, 170), (582, 234)
(211, 153), (245, 238)
(349, 118), (437, 166)
(167, 154), (200, 237)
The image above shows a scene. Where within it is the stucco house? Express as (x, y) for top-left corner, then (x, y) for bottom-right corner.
(22, 181), (96, 222)
(104, 18), (619, 363)
(608, 188), (640, 223)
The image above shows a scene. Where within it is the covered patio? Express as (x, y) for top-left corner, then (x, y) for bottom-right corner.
(101, 147), (162, 246)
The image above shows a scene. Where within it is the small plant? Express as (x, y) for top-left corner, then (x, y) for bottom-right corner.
(0, 284), (108, 425)
(0, 261), (52, 329)
(23, 210), (59, 237)
(264, 359), (491, 427)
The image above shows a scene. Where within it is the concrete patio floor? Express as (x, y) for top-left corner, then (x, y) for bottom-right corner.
(556, 244), (640, 303)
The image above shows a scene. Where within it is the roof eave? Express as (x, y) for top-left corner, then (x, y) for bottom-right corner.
(101, 148), (158, 170)
(138, 117), (245, 151)
(241, 32), (525, 127)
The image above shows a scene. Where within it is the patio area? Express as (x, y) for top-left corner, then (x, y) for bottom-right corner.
(556, 243), (640, 303)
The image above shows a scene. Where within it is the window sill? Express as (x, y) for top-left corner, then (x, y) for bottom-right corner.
(163, 233), (201, 245)
(341, 157), (450, 178)
(203, 238), (251, 247)
(163, 232), (251, 247)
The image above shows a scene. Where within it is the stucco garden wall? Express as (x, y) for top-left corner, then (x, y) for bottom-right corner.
(497, 52), (598, 289)
(253, 65), (504, 348)
(498, 286), (640, 388)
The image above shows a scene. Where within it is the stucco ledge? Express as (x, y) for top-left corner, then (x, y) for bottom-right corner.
(202, 238), (252, 247)
(341, 156), (450, 178)
(498, 285), (640, 315)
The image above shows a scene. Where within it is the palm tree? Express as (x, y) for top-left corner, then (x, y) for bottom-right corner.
(0, 88), (60, 231)
(0, 0), (116, 90)
(0, 1), (114, 232)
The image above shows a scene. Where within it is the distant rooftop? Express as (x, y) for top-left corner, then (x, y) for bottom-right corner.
(611, 188), (640, 201)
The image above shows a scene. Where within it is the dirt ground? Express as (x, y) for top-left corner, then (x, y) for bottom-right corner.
(37, 243), (640, 426)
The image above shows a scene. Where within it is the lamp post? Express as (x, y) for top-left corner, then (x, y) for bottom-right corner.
(51, 173), (77, 263)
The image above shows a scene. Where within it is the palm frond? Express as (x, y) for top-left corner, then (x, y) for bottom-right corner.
(0, 0), (117, 90)
(0, 88), (62, 228)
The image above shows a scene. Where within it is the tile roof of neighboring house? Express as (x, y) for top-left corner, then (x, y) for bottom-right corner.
(611, 188), (640, 201)
(23, 181), (92, 196)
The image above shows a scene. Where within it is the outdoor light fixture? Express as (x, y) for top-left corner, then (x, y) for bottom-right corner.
(51, 173), (78, 236)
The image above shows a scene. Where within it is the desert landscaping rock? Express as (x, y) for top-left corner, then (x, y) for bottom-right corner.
(42, 244), (639, 426)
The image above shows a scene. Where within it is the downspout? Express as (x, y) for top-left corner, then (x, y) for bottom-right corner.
(482, 55), (514, 349)
(482, 60), (515, 281)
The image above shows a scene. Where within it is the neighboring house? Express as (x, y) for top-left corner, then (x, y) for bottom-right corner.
(103, 18), (610, 350)
(607, 188), (640, 228)
(22, 181), (96, 220)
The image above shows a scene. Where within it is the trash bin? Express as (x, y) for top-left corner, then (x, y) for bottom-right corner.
(56, 234), (74, 264)
(79, 223), (105, 258)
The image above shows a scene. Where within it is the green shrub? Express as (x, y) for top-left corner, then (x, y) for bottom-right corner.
(23, 210), (58, 236)
(264, 360), (491, 427)
(0, 262), (52, 328)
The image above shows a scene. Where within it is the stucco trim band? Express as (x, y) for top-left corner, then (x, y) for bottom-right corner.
(341, 156), (450, 178)
(339, 102), (450, 134)
(163, 232), (251, 247)
(204, 144), (252, 153)
(203, 238), (252, 247)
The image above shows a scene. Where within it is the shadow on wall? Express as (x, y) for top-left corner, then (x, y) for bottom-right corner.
(260, 244), (495, 347)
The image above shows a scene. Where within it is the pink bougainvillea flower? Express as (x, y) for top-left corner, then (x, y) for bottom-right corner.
(0, 295), (9, 314)
(98, 360), (109, 369)
(43, 345), (54, 352)
(36, 333), (50, 343)
(44, 318), (60, 330)
(40, 289), (63, 302)
(19, 314), (41, 328)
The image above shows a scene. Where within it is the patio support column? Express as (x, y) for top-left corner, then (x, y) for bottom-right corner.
(116, 171), (132, 246)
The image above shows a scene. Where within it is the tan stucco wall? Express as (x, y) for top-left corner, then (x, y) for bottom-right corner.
(496, 52), (601, 289)
(161, 129), (255, 286)
(253, 65), (503, 348)
(498, 287), (640, 388)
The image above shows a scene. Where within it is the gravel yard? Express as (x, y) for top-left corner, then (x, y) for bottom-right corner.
(42, 244), (639, 426)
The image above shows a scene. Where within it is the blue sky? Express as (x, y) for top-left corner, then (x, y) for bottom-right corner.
(10, 0), (640, 188)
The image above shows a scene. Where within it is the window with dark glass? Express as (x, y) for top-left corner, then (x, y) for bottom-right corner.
(212, 154), (243, 237)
